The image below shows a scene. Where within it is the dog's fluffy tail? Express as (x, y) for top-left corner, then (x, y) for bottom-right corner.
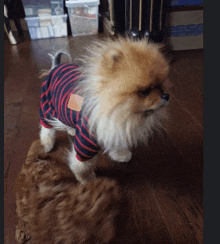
(39, 51), (72, 79)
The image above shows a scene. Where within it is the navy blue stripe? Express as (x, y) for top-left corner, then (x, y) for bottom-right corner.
(39, 63), (100, 160)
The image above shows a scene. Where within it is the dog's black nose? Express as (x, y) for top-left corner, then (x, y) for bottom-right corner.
(162, 93), (170, 101)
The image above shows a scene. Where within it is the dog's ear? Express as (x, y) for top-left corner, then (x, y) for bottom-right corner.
(102, 48), (123, 69)
(157, 42), (174, 65)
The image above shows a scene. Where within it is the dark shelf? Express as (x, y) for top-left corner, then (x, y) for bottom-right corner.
(167, 4), (203, 12)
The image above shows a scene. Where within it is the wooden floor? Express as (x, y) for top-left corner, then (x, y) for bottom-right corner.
(4, 34), (203, 244)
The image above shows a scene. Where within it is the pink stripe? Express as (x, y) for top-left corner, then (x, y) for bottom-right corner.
(52, 110), (56, 117)
(41, 64), (68, 97)
(41, 65), (78, 99)
(64, 87), (78, 126)
(81, 122), (90, 133)
(41, 91), (45, 98)
(81, 122), (96, 139)
(58, 88), (71, 125)
(40, 104), (48, 120)
(75, 135), (98, 153)
(51, 67), (73, 93)
(40, 119), (52, 129)
(57, 75), (80, 124)
(44, 107), (51, 115)
(76, 124), (98, 147)
(74, 144), (91, 159)
(51, 64), (69, 84)
(41, 85), (52, 98)
(54, 72), (81, 112)
(41, 100), (48, 110)
(41, 83), (53, 98)
(51, 67), (79, 94)
(75, 153), (87, 162)
(42, 78), (49, 87)
(41, 84), (51, 98)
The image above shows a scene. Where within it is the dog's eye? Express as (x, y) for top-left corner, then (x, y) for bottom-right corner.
(153, 84), (163, 92)
(139, 88), (152, 97)
(139, 84), (164, 98)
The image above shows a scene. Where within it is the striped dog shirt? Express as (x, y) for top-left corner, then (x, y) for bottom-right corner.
(39, 63), (100, 162)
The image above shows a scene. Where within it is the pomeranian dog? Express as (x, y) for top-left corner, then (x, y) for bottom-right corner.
(39, 37), (170, 184)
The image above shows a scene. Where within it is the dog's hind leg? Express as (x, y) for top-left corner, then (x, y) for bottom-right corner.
(39, 125), (56, 153)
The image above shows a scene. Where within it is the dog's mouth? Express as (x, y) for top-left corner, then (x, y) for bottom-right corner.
(143, 103), (167, 117)
(143, 109), (154, 116)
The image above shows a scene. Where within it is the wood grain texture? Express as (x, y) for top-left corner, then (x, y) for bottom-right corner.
(4, 35), (203, 243)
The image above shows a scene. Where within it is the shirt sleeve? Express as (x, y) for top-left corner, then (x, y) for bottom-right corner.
(39, 76), (53, 129)
(74, 114), (99, 162)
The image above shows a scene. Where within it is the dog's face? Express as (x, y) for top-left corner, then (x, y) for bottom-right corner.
(95, 39), (170, 118)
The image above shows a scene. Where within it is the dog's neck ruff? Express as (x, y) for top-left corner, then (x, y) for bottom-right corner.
(81, 95), (166, 153)
(78, 82), (166, 154)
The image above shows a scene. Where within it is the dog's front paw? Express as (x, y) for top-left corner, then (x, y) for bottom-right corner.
(109, 150), (132, 163)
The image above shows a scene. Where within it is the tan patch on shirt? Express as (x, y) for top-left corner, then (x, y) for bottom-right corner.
(67, 94), (84, 112)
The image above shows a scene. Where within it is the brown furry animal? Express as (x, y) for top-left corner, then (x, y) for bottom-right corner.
(15, 139), (121, 244)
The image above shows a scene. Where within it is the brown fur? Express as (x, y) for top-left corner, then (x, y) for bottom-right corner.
(15, 139), (121, 244)
(91, 38), (170, 115)
(38, 69), (50, 79)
